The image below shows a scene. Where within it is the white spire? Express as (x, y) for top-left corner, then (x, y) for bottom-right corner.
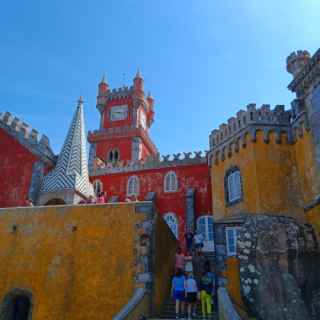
(39, 97), (94, 203)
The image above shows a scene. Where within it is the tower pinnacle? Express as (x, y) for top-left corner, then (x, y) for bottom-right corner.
(135, 68), (143, 79)
(100, 73), (107, 84)
(98, 74), (109, 95)
(38, 97), (94, 205)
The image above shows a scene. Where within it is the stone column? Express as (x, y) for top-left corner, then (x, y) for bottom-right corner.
(185, 188), (195, 232)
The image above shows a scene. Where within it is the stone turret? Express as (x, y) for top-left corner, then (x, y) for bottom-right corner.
(38, 97), (94, 205)
(98, 74), (109, 96)
(133, 68), (144, 97)
(287, 50), (311, 78)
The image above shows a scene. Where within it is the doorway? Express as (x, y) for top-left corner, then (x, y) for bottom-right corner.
(0, 289), (32, 320)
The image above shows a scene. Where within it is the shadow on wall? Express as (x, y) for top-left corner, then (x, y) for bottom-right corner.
(44, 199), (66, 205)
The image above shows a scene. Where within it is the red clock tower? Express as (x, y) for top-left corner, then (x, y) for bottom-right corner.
(88, 70), (157, 164)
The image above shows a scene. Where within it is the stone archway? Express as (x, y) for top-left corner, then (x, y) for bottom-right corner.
(0, 289), (32, 320)
(44, 198), (66, 206)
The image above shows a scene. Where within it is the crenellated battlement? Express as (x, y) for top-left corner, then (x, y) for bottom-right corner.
(106, 86), (133, 100)
(90, 150), (208, 176)
(0, 111), (56, 163)
(97, 86), (134, 107)
(210, 104), (291, 149)
(206, 103), (312, 165)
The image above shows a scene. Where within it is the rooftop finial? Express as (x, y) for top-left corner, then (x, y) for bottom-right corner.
(78, 96), (84, 105)
(100, 73), (107, 84)
(135, 68), (143, 79)
(147, 91), (154, 100)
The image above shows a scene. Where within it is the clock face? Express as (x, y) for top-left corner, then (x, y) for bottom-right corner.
(110, 105), (128, 121)
(140, 110), (147, 129)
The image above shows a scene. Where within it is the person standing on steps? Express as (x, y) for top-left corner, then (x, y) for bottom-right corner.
(185, 273), (198, 320)
(185, 251), (193, 274)
(185, 230), (194, 252)
(194, 230), (204, 253)
(174, 247), (186, 273)
(199, 270), (214, 319)
(193, 250), (206, 281)
(171, 268), (186, 319)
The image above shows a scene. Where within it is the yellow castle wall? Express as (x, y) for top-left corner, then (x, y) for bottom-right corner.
(153, 214), (178, 315)
(211, 131), (306, 220)
(294, 129), (319, 204)
(0, 203), (146, 320)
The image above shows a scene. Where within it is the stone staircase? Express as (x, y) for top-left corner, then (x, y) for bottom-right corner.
(150, 297), (217, 319)
(149, 251), (218, 320)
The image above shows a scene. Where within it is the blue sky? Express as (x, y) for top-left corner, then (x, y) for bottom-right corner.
(0, 0), (319, 155)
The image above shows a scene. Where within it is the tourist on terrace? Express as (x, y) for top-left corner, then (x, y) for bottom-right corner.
(87, 195), (96, 204)
(24, 198), (34, 207)
(171, 268), (186, 319)
(174, 247), (185, 273)
(97, 192), (106, 203)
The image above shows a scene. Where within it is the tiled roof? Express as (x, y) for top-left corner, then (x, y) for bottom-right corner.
(40, 98), (94, 198)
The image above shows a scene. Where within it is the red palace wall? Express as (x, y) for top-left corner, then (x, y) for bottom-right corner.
(0, 128), (38, 207)
(90, 163), (212, 248)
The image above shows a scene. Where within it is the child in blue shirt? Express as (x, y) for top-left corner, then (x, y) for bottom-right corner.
(171, 268), (186, 319)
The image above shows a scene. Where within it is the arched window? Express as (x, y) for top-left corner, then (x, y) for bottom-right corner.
(164, 171), (178, 193)
(225, 167), (243, 205)
(107, 149), (120, 162)
(164, 212), (179, 239)
(127, 175), (139, 196)
(93, 180), (103, 196)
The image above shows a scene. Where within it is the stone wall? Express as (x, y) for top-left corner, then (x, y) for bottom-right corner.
(238, 214), (320, 320)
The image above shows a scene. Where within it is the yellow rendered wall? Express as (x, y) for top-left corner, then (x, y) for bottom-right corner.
(211, 133), (260, 220)
(211, 131), (305, 220)
(306, 204), (320, 236)
(153, 215), (178, 315)
(223, 257), (244, 308)
(294, 129), (319, 204)
(0, 203), (146, 320)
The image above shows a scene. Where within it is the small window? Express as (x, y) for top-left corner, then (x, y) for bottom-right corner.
(226, 227), (240, 256)
(164, 171), (178, 193)
(225, 167), (242, 205)
(107, 149), (120, 162)
(164, 212), (179, 239)
(127, 175), (139, 196)
(93, 180), (103, 196)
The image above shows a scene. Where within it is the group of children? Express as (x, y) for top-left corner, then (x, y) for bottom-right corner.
(172, 246), (215, 319)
